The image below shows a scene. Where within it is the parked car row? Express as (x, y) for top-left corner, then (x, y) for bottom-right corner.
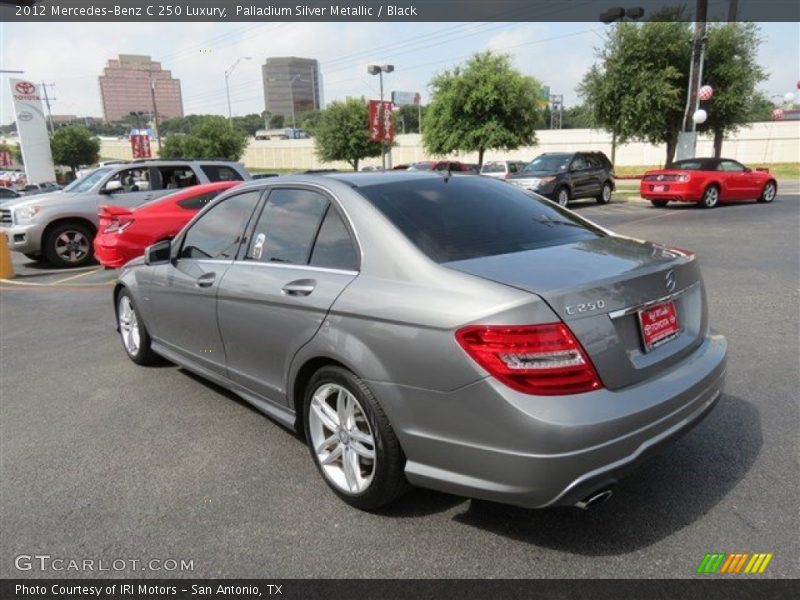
(0, 159), (249, 267)
(0, 153), (778, 270)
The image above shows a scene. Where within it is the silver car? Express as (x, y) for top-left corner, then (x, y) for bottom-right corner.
(114, 172), (727, 510)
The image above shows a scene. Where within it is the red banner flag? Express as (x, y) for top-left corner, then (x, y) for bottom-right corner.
(368, 100), (394, 142)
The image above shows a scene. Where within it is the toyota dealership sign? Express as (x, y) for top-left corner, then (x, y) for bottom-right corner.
(9, 79), (56, 184)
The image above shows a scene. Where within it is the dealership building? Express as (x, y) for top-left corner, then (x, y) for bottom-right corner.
(98, 54), (184, 122)
(261, 56), (322, 125)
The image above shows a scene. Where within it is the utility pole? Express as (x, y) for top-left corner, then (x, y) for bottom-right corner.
(41, 82), (56, 134)
(727, 0), (738, 21)
(683, 0), (709, 132)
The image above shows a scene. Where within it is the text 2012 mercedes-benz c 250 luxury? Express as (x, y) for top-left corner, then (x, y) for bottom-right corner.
(114, 172), (727, 510)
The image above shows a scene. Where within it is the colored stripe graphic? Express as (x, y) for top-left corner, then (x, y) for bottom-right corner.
(697, 553), (726, 574)
(698, 552), (773, 574)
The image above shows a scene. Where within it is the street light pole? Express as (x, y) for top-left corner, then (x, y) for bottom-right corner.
(225, 57), (252, 126)
(368, 64), (394, 169)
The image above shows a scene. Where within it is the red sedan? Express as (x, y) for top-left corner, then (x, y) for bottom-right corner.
(640, 158), (777, 208)
(94, 181), (242, 268)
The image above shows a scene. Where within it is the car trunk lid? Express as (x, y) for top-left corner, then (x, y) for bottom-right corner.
(445, 236), (707, 390)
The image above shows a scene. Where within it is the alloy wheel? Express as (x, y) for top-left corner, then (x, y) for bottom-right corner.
(703, 186), (719, 208)
(118, 296), (141, 357)
(762, 183), (776, 203)
(308, 383), (376, 494)
(557, 188), (569, 207)
(602, 184), (612, 203)
(55, 230), (90, 263)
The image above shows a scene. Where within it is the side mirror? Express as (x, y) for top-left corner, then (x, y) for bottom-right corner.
(145, 239), (172, 265)
(101, 180), (123, 194)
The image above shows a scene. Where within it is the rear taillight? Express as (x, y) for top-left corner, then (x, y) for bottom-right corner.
(103, 218), (134, 234)
(455, 323), (603, 395)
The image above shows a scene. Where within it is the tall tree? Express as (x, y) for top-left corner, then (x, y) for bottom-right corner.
(423, 51), (542, 167)
(701, 23), (767, 157)
(580, 20), (691, 165)
(49, 127), (100, 174)
(313, 98), (383, 171)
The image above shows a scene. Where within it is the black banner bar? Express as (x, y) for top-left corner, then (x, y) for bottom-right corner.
(2, 0), (800, 22)
(2, 579), (798, 600)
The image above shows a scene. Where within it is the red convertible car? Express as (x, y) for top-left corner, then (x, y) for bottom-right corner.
(94, 181), (242, 268)
(640, 158), (777, 208)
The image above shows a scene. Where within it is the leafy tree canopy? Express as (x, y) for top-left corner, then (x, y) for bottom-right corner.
(313, 98), (383, 171)
(423, 51), (542, 166)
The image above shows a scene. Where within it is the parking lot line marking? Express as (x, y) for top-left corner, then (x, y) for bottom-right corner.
(51, 268), (102, 285)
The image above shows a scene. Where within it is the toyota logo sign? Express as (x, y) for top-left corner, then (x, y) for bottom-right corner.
(15, 81), (36, 95)
(17, 111), (33, 122)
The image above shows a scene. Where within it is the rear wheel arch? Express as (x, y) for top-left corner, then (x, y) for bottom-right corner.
(291, 356), (354, 436)
(42, 217), (97, 245)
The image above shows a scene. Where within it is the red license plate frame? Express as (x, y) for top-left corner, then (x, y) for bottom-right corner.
(651, 184), (667, 192)
(638, 301), (680, 352)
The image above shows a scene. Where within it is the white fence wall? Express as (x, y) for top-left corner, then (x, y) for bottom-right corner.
(98, 120), (800, 170)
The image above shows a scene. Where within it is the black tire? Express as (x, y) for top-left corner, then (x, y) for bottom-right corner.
(596, 181), (613, 204)
(699, 185), (720, 209)
(304, 365), (409, 510)
(43, 221), (95, 267)
(555, 186), (570, 207)
(758, 181), (777, 203)
(116, 288), (159, 366)
(650, 199), (669, 208)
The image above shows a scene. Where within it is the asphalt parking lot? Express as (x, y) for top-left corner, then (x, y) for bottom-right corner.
(1, 187), (798, 579)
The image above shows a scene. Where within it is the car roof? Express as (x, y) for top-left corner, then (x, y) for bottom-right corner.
(669, 157), (726, 170)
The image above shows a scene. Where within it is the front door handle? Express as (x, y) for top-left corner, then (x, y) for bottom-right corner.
(282, 279), (316, 296)
(196, 273), (216, 288)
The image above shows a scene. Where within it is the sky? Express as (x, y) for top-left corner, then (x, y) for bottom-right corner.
(1, 21), (798, 124)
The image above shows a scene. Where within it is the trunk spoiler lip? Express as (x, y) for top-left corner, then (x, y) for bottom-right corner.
(98, 204), (134, 217)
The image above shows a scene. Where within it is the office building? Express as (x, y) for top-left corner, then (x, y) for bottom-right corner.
(262, 57), (322, 127)
(99, 54), (184, 122)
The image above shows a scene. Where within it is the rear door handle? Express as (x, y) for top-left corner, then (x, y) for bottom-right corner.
(282, 279), (316, 296)
(196, 273), (216, 288)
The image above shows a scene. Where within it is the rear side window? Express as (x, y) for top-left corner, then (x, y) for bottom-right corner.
(201, 165), (244, 182)
(247, 188), (328, 264)
(358, 177), (602, 263)
(177, 191), (222, 211)
(309, 208), (358, 271)
(180, 191), (260, 260)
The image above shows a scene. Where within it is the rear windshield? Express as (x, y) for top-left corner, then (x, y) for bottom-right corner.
(670, 159), (710, 171)
(481, 163), (505, 173)
(358, 177), (602, 263)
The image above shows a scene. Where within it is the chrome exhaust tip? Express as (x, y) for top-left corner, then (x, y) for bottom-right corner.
(574, 489), (613, 510)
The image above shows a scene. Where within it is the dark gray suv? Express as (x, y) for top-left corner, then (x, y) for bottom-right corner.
(0, 160), (250, 267)
(509, 152), (615, 207)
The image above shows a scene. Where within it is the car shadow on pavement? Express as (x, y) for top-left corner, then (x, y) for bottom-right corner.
(450, 394), (762, 555)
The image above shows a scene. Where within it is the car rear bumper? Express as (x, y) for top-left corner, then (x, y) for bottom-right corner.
(640, 182), (702, 202)
(369, 333), (727, 508)
(94, 239), (135, 268)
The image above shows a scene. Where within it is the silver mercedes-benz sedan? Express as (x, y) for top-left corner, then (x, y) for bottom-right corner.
(114, 172), (727, 510)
